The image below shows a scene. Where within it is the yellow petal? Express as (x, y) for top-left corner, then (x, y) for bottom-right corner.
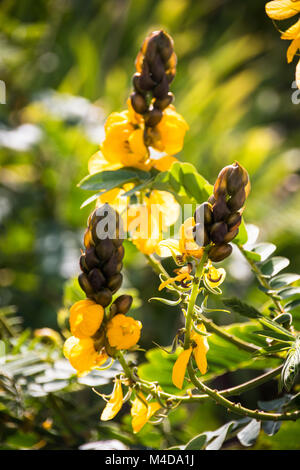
(155, 239), (181, 258)
(131, 395), (161, 433)
(287, 38), (300, 63)
(281, 19), (300, 40)
(128, 128), (147, 157)
(191, 326), (209, 375)
(205, 266), (226, 289)
(152, 155), (178, 172)
(101, 380), (123, 421)
(88, 151), (122, 174)
(266, 0), (300, 20)
(172, 348), (192, 389)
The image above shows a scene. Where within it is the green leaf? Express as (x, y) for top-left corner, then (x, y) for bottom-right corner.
(284, 299), (300, 312)
(269, 273), (300, 290)
(280, 340), (300, 392)
(260, 257), (290, 278)
(237, 419), (261, 447)
(223, 297), (262, 319)
(185, 434), (207, 450)
(78, 168), (149, 191)
(150, 162), (213, 204)
(149, 296), (182, 306)
(250, 243), (276, 262)
(278, 287), (300, 299)
(241, 249), (261, 262)
(254, 330), (294, 343)
(258, 317), (295, 341)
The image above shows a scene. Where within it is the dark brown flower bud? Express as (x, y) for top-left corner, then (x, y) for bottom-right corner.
(139, 64), (157, 90)
(227, 186), (246, 212)
(95, 238), (115, 264)
(130, 92), (148, 114)
(208, 195), (216, 205)
(153, 75), (169, 99)
(154, 92), (174, 110)
(210, 222), (228, 244)
(145, 35), (157, 64)
(144, 108), (163, 127)
(208, 243), (232, 262)
(213, 165), (233, 198)
(156, 30), (174, 63)
(111, 294), (133, 315)
(223, 228), (239, 243)
(79, 255), (89, 273)
(212, 197), (231, 223)
(92, 288), (113, 308)
(102, 254), (119, 278)
(78, 273), (94, 296)
(226, 212), (242, 230)
(116, 245), (125, 262)
(88, 268), (106, 291)
(107, 273), (123, 294)
(194, 202), (213, 227)
(193, 223), (210, 246)
(85, 247), (100, 270)
(149, 54), (165, 82)
(132, 73), (145, 95)
(226, 162), (249, 196)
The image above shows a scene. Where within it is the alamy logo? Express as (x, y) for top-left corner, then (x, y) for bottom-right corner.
(0, 80), (5, 104)
(291, 80), (300, 104)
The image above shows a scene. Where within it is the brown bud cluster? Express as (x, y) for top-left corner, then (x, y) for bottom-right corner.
(193, 162), (250, 262)
(131, 30), (177, 127)
(78, 204), (132, 311)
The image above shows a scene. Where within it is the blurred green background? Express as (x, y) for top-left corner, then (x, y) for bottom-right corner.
(1, 0), (300, 450)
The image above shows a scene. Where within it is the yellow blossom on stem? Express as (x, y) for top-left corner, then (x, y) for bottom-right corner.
(69, 299), (104, 338)
(158, 265), (193, 291)
(148, 105), (189, 156)
(172, 324), (209, 389)
(63, 336), (107, 376)
(131, 394), (161, 433)
(156, 217), (204, 261)
(204, 264), (226, 289)
(100, 379), (124, 421)
(125, 190), (180, 255)
(106, 314), (142, 350)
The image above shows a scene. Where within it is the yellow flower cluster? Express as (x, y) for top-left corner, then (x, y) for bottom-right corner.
(100, 379), (161, 433)
(266, 0), (300, 87)
(63, 299), (142, 376)
(89, 100), (188, 174)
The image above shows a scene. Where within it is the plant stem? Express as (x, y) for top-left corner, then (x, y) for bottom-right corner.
(187, 362), (300, 422)
(145, 254), (169, 278)
(183, 248), (209, 350)
(195, 308), (260, 354)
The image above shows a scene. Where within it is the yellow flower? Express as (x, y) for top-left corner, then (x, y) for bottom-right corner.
(131, 394), (161, 433)
(204, 264), (226, 289)
(156, 217), (204, 261)
(159, 265), (193, 291)
(266, 1), (300, 88)
(172, 324), (209, 389)
(63, 336), (107, 375)
(101, 110), (150, 170)
(172, 348), (193, 390)
(69, 299), (104, 338)
(100, 379), (124, 421)
(266, 1), (300, 20)
(148, 105), (189, 155)
(151, 155), (178, 172)
(125, 190), (180, 255)
(106, 314), (142, 350)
